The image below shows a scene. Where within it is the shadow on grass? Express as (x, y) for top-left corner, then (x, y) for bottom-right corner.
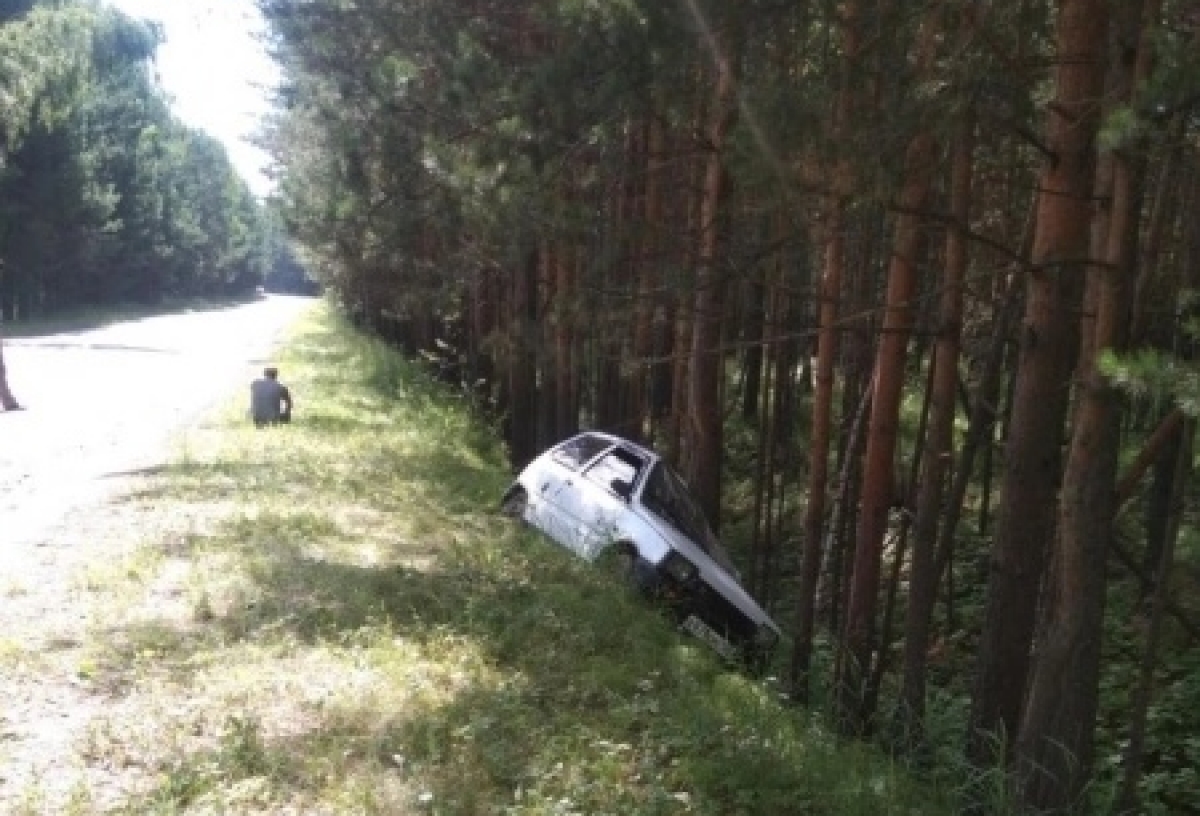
(99, 518), (908, 815)
(118, 430), (499, 519)
(101, 461), (276, 481)
(290, 411), (392, 435)
(108, 462), (279, 506)
(107, 548), (684, 808)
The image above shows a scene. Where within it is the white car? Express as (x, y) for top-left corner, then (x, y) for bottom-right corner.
(500, 431), (781, 663)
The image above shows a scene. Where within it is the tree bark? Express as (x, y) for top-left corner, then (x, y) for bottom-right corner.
(1129, 113), (1186, 347)
(506, 249), (540, 470)
(1114, 407), (1184, 510)
(740, 266), (766, 424)
(685, 17), (739, 530)
(790, 0), (859, 705)
(965, 0), (1106, 779)
(1115, 418), (1192, 815)
(666, 257), (692, 463)
(1139, 416), (1176, 584)
(537, 242), (558, 448)
(553, 245), (578, 442)
(899, 103), (974, 746)
(0, 332), (21, 411)
(748, 249), (788, 599)
(631, 115), (665, 441)
(838, 115), (937, 736)
(1016, 2), (1144, 811)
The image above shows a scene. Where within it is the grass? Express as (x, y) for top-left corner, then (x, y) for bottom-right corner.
(41, 303), (954, 814)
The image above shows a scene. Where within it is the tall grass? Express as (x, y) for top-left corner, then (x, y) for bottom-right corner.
(51, 304), (953, 814)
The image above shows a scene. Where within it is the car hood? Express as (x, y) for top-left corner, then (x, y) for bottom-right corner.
(638, 509), (781, 636)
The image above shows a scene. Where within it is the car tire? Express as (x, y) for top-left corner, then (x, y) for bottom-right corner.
(500, 486), (528, 519)
(619, 544), (658, 596)
(598, 542), (649, 594)
(741, 644), (773, 677)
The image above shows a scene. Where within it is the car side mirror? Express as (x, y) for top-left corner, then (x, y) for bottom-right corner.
(610, 478), (633, 501)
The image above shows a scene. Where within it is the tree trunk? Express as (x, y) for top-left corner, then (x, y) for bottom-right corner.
(899, 104), (974, 746)
(1129, 113), (1186, 347)
(666, 100), (706, 465)
(685, 20), (739, 529)
(1140, 416), (1177, 583)
(748, 253), (786, 597)
(965, 0), (1106, 778)
(616, 119), (645, 439)
(1016, 3), (1145, 811)
(0, 332), (21, 411)
(935, 264), (1023, 633)
(553, 245), (578, 442)
(1113, 408), (1184, 510)
(828, 378), (871, 648)
(631, 115), (665, 441)
(838, 120), (936, 735)
(790, 0), (859, 706)
(740, 266), (766, 423)
(791, 199), (844, 704)
(537, 242), (558, 448)
(507, 249), (540, 470)
(1115, 418), (1192, 815)
(666, 291), (691, 465)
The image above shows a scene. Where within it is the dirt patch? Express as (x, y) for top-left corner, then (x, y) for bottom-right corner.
(0, 474), (174, 811)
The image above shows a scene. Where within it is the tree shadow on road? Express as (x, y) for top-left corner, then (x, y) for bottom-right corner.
(3, 293), (293, 339)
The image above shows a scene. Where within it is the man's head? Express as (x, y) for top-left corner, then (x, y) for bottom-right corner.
(264, 367), (279, 379)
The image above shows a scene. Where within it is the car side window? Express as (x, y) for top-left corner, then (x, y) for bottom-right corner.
(641, 462), (710, 549)
(584, 448), (642, 495)
(551, 434), (612, 470)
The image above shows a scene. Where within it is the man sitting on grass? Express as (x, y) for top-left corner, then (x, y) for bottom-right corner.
(250, 366), (292, 427)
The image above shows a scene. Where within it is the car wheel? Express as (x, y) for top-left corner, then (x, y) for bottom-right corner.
(500, 486), (528, 519)
(618, 544), (658, 595)
(741, 644), (773, 677)
(615, 546), (637, 583)
(597, 543), (647, 593)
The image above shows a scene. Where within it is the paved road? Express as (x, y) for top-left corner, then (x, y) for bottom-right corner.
(0, 295), (315, 548)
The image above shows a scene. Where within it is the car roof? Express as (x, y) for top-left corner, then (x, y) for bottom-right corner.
(572, 430), (660, 465)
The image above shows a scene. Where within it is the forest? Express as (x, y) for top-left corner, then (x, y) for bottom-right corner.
(256, 1), (1200, 813)
(0, 0), (297, 323)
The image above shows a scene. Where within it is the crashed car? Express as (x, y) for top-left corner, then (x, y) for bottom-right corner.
(500, 430), (781, 663)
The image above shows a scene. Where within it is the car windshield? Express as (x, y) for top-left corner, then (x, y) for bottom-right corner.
(640, 461), (711, 548)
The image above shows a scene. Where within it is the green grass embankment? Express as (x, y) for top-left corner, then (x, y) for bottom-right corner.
(69, 303), (953, 814)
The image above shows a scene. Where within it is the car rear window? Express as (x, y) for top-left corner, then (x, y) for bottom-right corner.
(551, 434), (612, 470)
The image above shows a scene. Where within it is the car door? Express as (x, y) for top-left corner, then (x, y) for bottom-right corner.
(528, 434), (614, 554)
(553, 446), (646, 560)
